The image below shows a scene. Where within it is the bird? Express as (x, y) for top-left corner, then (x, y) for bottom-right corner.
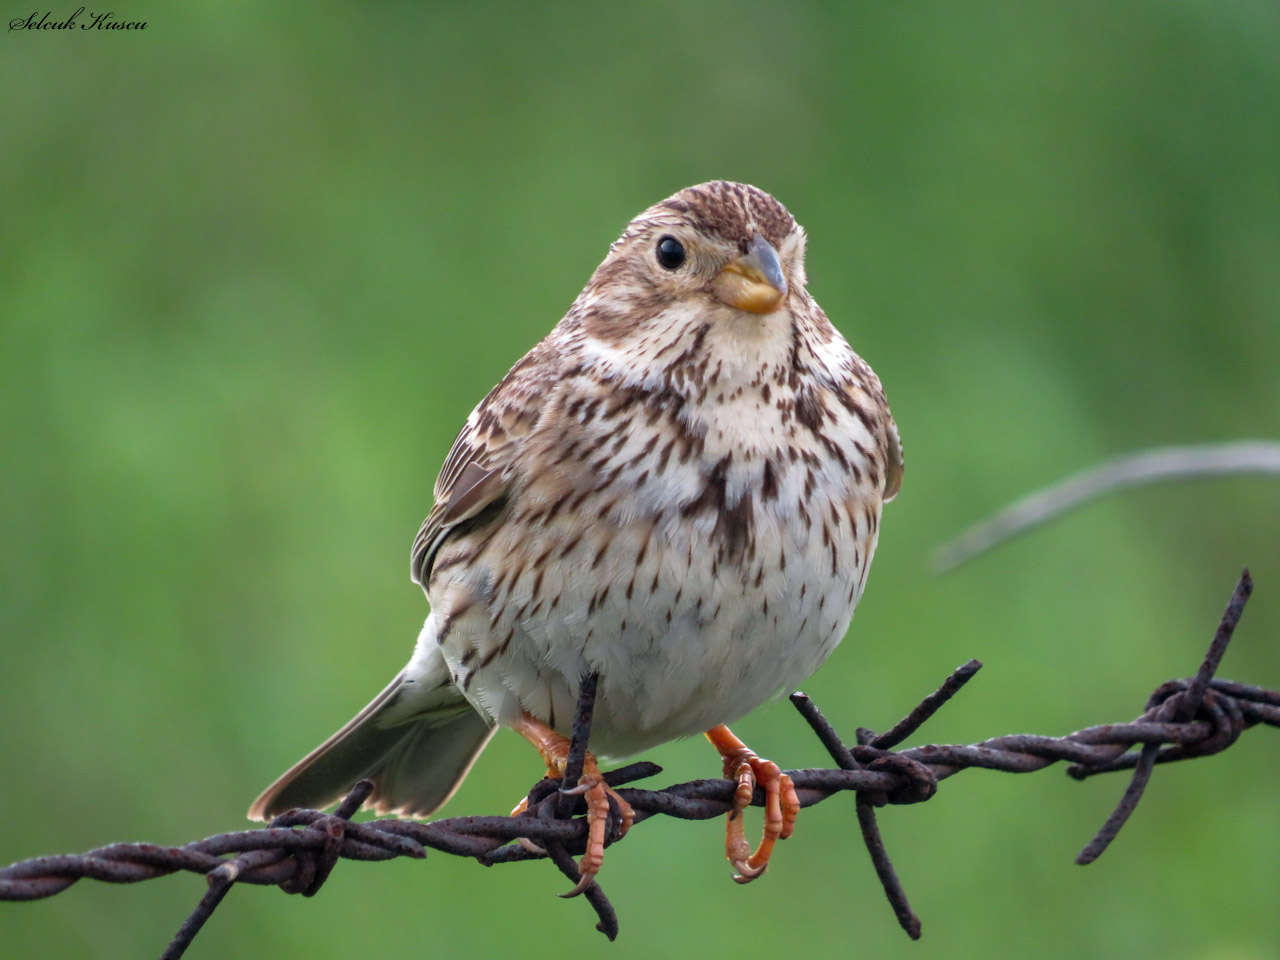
(249, 180), (903, 889)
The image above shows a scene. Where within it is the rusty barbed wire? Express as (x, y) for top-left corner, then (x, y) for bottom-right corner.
(1, 569), (1273, 959)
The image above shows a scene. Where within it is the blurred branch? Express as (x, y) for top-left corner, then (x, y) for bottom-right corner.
(934, 441), (1280, 571)
(1, 571), (1274, 958)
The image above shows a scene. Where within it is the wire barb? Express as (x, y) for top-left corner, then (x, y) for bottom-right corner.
(791, 690), (926, 939)
(1074, 568), (1252, 864)
(1, 571), (1273, 955)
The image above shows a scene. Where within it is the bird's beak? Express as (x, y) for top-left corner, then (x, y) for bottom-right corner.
(713, 233), (788, 314)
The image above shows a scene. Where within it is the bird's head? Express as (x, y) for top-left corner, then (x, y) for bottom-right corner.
(568, 182), (815, 370)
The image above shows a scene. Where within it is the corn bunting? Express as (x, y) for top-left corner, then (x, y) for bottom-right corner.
(249, 181), (903, 888)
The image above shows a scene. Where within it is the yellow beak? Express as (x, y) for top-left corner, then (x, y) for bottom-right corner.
(714, 233), (788, 314)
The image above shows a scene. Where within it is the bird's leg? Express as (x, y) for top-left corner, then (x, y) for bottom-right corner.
(705, 723), (799, 883)
(510, 713), (634, 892)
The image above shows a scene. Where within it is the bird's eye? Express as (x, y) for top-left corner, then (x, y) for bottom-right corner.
(655, 235), (686, 270)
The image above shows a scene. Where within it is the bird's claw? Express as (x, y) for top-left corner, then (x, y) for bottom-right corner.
(559, 773), (632, 896)
(708, 725), (799, 883)
(510, 715), (634, 893)
(509, 796), (550, 856)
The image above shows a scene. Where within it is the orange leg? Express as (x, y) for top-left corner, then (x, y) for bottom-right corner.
(705, 724), (799, 883)
(511, 713), (634, 894)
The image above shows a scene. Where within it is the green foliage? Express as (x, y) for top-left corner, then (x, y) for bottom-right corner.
(2, 2), (1278, 957)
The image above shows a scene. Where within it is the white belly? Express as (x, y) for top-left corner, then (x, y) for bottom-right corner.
(425, 330), (889, 757)
(429, 446), (881, 758)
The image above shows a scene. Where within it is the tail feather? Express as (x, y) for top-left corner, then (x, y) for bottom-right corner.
(248, 651), (494, 821)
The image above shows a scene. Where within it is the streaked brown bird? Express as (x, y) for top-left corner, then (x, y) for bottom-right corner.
(250, 181), (903, 888)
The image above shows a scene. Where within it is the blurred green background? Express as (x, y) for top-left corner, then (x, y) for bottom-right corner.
(2, 2), (1279, 958)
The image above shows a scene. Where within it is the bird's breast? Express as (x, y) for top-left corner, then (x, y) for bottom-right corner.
(429, 368), (887, 755)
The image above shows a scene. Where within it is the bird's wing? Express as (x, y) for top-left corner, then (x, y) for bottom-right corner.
(883, 414), (904, 502)
(833, 365), (904, 504)
(410, 347), (553, 587)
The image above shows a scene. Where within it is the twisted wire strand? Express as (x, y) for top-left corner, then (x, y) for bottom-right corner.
(0, 571), (1268, 957)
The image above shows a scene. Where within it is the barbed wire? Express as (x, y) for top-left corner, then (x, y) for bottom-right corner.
(1, 569), (1272, 958)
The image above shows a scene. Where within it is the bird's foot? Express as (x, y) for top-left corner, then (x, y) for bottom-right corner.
(512, 714), (634, 895)
(705, 724), (799, 883)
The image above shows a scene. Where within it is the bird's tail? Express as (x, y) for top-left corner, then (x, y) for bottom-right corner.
(248, 640), (494, 821)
